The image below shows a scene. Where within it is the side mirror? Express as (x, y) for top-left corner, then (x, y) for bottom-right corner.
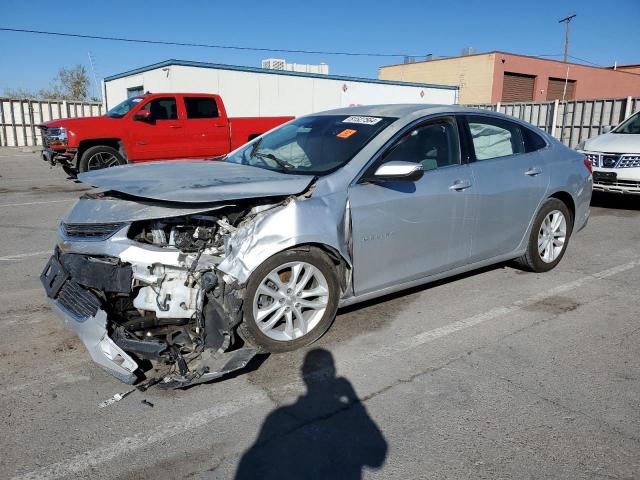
(371, 161), (424, 182)
(602, 125), (612, 134)
(133, 110), (152, 122)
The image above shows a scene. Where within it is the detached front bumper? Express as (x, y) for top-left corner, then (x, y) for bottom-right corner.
(48, 299), (139, 384)
(41, 252), (139, 384)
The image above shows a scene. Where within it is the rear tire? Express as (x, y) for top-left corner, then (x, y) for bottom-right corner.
(514, 198), (573, 272)
(238, 247), (340, 353)
(78, 145), (126, 173)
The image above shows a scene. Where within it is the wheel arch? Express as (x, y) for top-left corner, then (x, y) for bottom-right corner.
(286, 242), (352, 294)
(77, 139), (127, 167)
(547, 190), (576, 224)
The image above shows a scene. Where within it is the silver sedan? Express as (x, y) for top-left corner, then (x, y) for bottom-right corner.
(41, 105), (592, 387)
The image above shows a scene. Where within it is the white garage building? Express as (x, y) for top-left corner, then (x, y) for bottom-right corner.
(103, 59), (459, 117)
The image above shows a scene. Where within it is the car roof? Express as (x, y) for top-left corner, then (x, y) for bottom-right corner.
(312, 104), (493, 118)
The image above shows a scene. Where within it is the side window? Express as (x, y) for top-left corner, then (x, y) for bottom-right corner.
(141, 98), (178, 120)
(467, 116), (524, 160)
(521, 126), (547, 152)
(185, 97), (219, 119)
(382, 117), (460, 171)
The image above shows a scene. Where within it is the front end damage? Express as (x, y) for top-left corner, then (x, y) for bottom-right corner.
(41, 194), (293, 388)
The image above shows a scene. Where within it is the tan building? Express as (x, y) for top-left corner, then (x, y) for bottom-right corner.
(379, 51), (640, 104)
(609, 64), (640, 75)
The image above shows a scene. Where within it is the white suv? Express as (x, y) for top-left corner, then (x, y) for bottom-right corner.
(577, 111), (640, 194)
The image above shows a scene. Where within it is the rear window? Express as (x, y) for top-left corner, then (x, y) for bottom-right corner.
(185, 97), (219, 119)
(467, 116), (524, 160)
(521, 127), (547, 152)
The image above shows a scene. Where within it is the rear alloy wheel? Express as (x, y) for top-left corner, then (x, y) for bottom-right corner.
(538, 210), (567, 263)
(239, 247), (340, 353)
(514, 198), (573, 272)
(78, 145), (126, 173)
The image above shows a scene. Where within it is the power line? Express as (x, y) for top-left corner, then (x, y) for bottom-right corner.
(0, 27), (418, 58)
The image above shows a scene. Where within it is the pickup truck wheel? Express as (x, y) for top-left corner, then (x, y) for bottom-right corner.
(238, 247), (340, 353)
(78, 146), (126, 173)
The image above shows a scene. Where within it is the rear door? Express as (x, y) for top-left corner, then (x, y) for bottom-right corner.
(462, 114), (550, 262)
(349, 116), (474, 295)
(128, 96), (186, 160)
(183, 96), (230, 157)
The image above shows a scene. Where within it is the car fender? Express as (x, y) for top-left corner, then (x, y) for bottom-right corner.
(217, 193), (352, 285)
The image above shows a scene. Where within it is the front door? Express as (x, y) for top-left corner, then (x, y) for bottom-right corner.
(462, 114), (550, 262)
(128, 96), (186, 160)
(349, 116), (474, 295)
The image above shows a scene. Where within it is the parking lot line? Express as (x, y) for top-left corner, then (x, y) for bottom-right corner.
(0, 199), (74, 208)
(0, 250), (51, 261)
(12, 256), (640, 480)
(12, 392), (271, 480)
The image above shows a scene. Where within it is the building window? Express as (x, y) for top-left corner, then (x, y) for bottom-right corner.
(546, 78), (576, 101)
(127, 86), (144, 98)
(501, 73), (535, 102)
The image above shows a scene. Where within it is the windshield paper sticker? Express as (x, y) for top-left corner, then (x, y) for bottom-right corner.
(337, 128), (357, 139)
(342, 116), (382, 125)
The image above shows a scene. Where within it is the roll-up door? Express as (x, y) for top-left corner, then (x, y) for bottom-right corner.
(501, 73), (535, 102)
(546, 78), (576, 100)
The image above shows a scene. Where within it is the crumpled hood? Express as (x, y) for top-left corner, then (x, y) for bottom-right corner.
(78, 160), (315, 203)
(583, 133), (640, 154)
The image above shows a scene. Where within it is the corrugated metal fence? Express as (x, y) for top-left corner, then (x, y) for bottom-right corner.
(0, 98), (103, 147)
(465, 96), (640, 148)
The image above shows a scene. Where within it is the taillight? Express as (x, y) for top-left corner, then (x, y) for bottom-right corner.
(583, 157), (592, 174)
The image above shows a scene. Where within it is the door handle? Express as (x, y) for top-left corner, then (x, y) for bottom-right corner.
(525, 167), (542, 176)
(449, 180), (472, 191)
(212, 124), (226, 128)
(169, 125), (182, 129)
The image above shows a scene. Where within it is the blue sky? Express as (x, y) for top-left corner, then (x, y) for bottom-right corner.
(1, 0), (639, 97)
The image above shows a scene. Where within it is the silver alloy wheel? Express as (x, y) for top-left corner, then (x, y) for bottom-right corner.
(86, 152), (120, 170)
(252, 261), (329, 341)
(538, 209), (567, 263)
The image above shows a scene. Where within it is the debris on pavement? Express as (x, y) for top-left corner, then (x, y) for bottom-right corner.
(98, 389), (135, 409)
(141, 399), (154, 408)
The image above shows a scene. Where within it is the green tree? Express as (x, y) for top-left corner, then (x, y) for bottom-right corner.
(3, 65), (91, 100)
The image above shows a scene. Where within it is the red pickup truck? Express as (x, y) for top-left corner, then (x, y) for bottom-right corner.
(39, 93), (293, 174)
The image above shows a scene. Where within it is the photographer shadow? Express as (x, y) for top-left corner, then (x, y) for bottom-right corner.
(235, 348), (387, 480)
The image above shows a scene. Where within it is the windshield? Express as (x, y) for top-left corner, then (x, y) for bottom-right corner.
(613, 111), (640, 134)
(225, 114), (396, 175)
(106, 97), (144, 118)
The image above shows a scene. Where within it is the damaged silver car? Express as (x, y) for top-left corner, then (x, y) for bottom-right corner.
(41, 105), (592, 388)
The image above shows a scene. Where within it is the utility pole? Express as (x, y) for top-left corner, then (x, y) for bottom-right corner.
(87, 51), (101, 102)
(558, 14), (576, 63)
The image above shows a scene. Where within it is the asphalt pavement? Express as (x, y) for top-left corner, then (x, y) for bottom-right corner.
(1, 148), (639, 479)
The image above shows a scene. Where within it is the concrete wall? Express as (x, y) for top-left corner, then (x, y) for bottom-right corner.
(378, 54), (495, 104)
(0, 98), (102, 147)
(492, 53), (640, 102)
(104, 64), (458, 118)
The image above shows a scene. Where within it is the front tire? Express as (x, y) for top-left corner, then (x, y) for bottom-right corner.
(238, 247), (340, 353)
(78, 145), (126, 173)
(515, 198), (573, 272)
